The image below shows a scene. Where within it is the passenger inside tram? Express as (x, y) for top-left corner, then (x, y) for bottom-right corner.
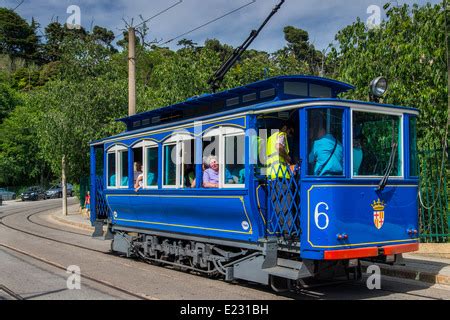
(134, 161), (143, 185)
(203, 156), (220, 188)
(353, 135), (364, 176)
(202, 156), (236, 188)
(224, 133), (245, 185)
(184, 164), (196, 188)
(183, 139), (196, 188)
(256, 112), (299, 176)
(109, 174), (116, 187)
(308, 109), (344, 176)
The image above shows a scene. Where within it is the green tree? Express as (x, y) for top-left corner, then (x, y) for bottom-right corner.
(329, 2), (448, 146)
(0, 8), (39, 61)
(277, 26), (324, 75)
(0, 97), (50, 186)
(33, 78), (127, 183)
(42, 22), (87, 62)
(0, 81), (21, 123)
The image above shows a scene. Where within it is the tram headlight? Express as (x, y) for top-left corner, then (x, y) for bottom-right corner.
(370, 76), (388, 99)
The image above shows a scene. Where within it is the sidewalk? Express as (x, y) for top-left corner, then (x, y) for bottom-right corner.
(362, 253), (450, 286)
(51, 208), (450, 286)
(50, 204), (94, 232)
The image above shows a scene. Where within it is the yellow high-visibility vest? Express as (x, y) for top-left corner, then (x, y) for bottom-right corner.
(266, 131), (290, 180)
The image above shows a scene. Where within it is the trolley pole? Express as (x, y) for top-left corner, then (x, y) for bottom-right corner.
(128, 27), (136, 117)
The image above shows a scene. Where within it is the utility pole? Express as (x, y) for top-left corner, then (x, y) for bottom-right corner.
(128, 27), (137, 116)
(62, 155), (68, 216)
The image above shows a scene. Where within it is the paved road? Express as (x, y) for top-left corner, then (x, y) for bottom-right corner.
(1, 199), (449, 300)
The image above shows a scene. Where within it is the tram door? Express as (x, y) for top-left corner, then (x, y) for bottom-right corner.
(256, 111), (301, 239)
(90, 145), (110, 225)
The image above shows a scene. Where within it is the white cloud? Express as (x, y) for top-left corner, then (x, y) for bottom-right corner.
(5, 0), (443, 52)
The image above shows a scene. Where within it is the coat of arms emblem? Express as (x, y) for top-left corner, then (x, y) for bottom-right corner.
(371, 199), (385, 230)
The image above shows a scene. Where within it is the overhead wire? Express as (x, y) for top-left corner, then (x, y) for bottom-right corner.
(114, 0), (184, 38)
(12, 0), (25, 11)
(160, 0), (257, 46)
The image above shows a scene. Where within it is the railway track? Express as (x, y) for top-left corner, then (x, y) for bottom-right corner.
(0, 204), (105, 254)
(26, 210), (91, 237)
(0, 243), (150, 300)
(0, 203), (153, 300)
(0, 285), (24, 300)
(0, 202), (445, 300)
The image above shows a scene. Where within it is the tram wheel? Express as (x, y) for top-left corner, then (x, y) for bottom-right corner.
(269, 275), (291, 293)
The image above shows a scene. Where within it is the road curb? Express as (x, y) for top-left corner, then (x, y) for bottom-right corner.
(50, 214), (94, 232)
(361, 262), (450, 286)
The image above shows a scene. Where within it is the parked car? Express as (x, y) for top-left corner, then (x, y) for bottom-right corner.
(0, 188), (16, 201)
(45, 183), (74, 199)
(21, 186), (46, 201)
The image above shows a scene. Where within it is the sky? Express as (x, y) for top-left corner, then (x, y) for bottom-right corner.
(3, 0), (443, 53)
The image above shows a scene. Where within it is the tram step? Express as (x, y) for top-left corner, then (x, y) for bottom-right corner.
(263, 259), (313, 280)
(91, 220), (105, 238)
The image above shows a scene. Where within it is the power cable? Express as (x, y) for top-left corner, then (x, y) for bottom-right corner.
(115, 0), (184, 39)
(160, 0), (257, 46)
(11, 0), (24, 11)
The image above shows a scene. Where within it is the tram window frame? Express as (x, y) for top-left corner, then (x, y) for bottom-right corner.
(106, 145), (129, 189)
(351, 109), (404, 179)
(223, 131), (246, 188)
(203, 127), (246, 189)
(133, 141), (159, 189)
(144, 143), (159, 189)
(106, 152), (116, 188)
(306, 107), (345, 177)
(162, 134), (195, 189)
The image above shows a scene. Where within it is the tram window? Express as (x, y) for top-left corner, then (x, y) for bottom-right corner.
(307, 108), (344, 176)
(182, 139), (196, 188)
(310, 84), (332, 98)
(145, 146), (159, 187)
(284, 82), (307, 96)
(224, 133), (245, 186)
(163, 144), (177, 187)
(203, 135), (219, 159)
(119, 150), (129, 187)
(409, 117), (418, 177)
(352, 112), (402, 177)
(107, 152), (116, 187)
(202, 135), (219, 188)
(202, 127), (245, 188)
(162, 135), (195, 189)
(133, 147), (143, 186)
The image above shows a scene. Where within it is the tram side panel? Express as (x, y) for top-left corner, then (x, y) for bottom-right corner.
(106, 192), (263, 243)
(300, 183), (420, 260)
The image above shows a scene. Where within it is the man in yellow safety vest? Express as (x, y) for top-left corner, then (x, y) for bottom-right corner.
(266, 124), (294, 180)
(266, 123), (297, 236)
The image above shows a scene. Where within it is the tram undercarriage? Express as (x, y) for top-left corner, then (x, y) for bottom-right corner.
(108, 226), (362, 292)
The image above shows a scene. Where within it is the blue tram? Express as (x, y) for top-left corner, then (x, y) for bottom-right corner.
(89, 75), (419, 289)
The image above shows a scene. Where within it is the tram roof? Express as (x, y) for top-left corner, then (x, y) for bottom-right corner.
(117, 75), (355, 131)
(90, 96), (418, 146)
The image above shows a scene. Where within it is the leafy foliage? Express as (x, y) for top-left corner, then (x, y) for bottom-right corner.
(0, 8), (39, 61)
(329, 2), (447, 146)
(0, 80), (21, 122)
(0, 2), (447, 191)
